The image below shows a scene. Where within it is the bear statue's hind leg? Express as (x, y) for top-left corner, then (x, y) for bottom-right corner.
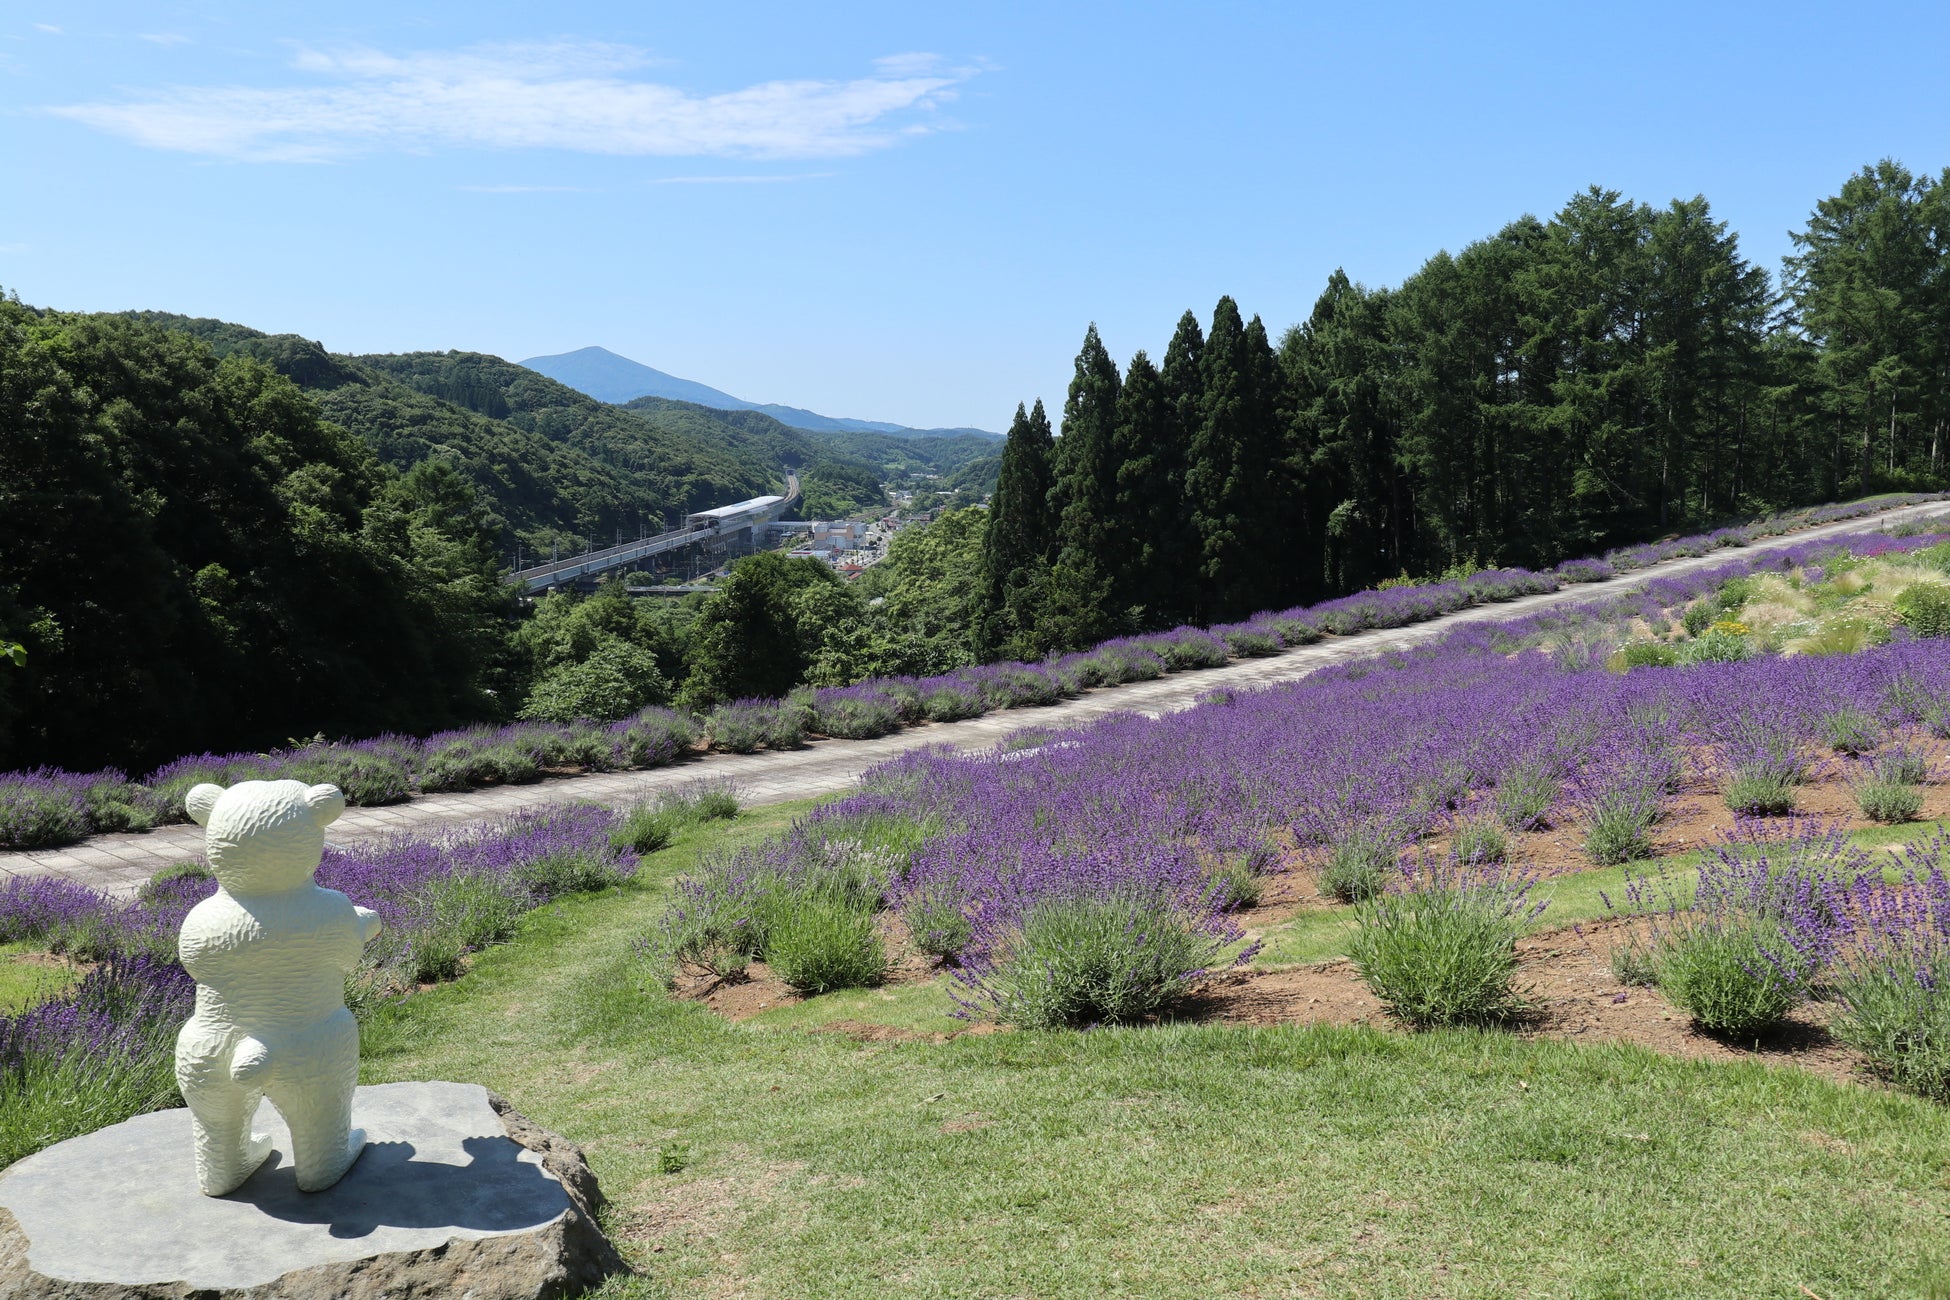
(271, 1010), (365, 1193)
(176, 1034), (270, 1197)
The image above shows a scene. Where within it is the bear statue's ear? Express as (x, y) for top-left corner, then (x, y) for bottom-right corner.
(304, 784), (346, 827)
(185, 784), (224, 827)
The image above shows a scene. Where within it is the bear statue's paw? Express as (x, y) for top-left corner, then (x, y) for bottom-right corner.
(229, 1036), (272, 1085)
(195, 1133), (274, 1198)
(295, 1126), (366, 1193)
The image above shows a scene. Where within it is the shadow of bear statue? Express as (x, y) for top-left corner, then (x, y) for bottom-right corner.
(176, 780), (382, 1197)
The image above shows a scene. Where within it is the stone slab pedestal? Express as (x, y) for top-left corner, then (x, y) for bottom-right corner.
(0, 1081), (626, 1299)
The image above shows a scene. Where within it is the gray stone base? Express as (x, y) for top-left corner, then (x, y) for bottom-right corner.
(0, 1081), (626, 1299)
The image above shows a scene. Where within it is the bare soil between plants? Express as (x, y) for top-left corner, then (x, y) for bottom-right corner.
(676, 919), (1871, 1085)
(670, 744), (1930, 1085)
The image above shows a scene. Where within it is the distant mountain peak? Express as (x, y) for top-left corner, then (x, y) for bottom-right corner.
(519, 346), (997, 440)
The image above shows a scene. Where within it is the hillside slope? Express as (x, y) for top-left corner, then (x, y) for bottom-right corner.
(124, 316), (885, 548)
(0, 303), (514, 770)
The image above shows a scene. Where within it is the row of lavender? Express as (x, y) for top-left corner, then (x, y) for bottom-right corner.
(0, 802), (640, 1167)
(642, 536), (1950, 1093)
(3, 492), (1937, 853)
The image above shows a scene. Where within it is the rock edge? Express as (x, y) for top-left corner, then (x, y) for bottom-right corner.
(0, 1093), (627, 1300)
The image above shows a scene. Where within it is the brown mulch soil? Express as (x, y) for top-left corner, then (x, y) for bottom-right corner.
(674, 743), (1929, 1087)
(1185, 918), (1865, 1087)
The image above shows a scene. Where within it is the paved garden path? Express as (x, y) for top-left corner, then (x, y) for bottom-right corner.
(11, 500), (1950, 897)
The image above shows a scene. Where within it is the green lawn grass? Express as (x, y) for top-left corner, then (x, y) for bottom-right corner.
(359, 801), (1950, 1299)
(0, 940), (77, 1011)
(1251, 816), (1947, 969)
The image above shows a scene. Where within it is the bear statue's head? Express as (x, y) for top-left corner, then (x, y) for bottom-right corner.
(184, 780), (346, 896)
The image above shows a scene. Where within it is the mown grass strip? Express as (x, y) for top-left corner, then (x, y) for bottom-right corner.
(357, 805), (1950, 1300)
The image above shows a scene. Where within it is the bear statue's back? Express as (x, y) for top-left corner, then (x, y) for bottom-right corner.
(180, 885), (367, 1028)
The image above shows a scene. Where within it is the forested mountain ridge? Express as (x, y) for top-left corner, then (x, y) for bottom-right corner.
(618, 395), (995, 513)
(120, 314), (886, 553)
(523, 343), (1001, 439)
(350, 351), (886, 528)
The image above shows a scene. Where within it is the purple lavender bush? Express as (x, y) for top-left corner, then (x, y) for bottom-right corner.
(704, 700), (776, 753)
(1606, 821), (1860, 1037)
(810, 686), (904, 740)
(946, 851), (1256, 1028)
(609, 707), (698, 768)
(0, 955), (194, 1168)
(0, 772), (92, 850)
(1832, 830), (1950, 1098)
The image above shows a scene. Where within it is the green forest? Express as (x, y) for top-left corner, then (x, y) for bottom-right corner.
(977, 160), (1950, 656)
(4, 159), (1947, 770)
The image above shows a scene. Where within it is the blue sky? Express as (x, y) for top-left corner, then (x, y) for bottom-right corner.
(4, 2), (1946, 431)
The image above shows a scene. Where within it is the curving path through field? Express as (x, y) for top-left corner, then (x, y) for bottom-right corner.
(11, 500), (1950, 896)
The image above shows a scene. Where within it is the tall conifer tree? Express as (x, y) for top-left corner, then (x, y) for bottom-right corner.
(975, 400), (1055, 659)
(1151, 311), (1208, 624)
(1041, 324), (1126, 641)
(1186, 297), (1284, 619)
(1109, 349), (1187, 623)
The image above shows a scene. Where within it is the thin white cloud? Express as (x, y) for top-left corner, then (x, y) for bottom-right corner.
(33, 24), (60, 34)
(49, 40), (971, 163)
(138, 33), (191, 46)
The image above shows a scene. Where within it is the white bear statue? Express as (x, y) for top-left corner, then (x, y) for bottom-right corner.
(175, 780), (381, 1197)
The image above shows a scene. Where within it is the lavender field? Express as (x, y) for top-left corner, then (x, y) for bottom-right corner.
(2, 494), (1931, 853)
(642, 522), (1950, 1100)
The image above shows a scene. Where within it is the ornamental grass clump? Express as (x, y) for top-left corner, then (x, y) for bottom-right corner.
(418, 730), (543, 791)
(1725, 775), (1797, 816)
(641, 804), (903, 991)
(704, 700), (775, 753)
(1147, 628), (1234, 668)
(608, 707), (697, 767)
(1213, 622), (1281, 657)
(611, 802), (680, 855)
(1578, 785), (1659, 867)
(1572, 743), (1673, 866)
(1208, 855), (1266, 909)
(78, 772), (163, 835)
(763, 901), (888, 994)
(1850, 744), (1928, 823)
(1818, 706), (1882, 756)
(287, 746), (416, 806)
(1855, 774), (1925, 824)
(917, 677), (987, 722)
(660, 777), (743, 823)
(897, 876), (975, 961)
(1452, 820), (1508, 865)
(1348, 855), (1545, 1028)
(1714, 713), (1812, 817)
(396, 873), (526, 983)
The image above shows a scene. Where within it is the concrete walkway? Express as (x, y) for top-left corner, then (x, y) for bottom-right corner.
(10, 500), (1949, 897)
